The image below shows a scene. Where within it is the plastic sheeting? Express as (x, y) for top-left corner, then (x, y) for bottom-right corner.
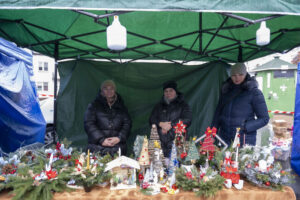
(0, 37), (45, 153)
(57, 60), (229, 155)
(1, 0), (300, 15)
(291, 62), (300, 176)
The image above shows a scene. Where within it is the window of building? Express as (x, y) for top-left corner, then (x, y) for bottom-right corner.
(44, 62), (48, 71)
(36, 82), (43, 91)
(38, 62), (43, 71)
(273, 70), (294, 78)
(38, 61), (49, 71)
(43, 82), (48, 91)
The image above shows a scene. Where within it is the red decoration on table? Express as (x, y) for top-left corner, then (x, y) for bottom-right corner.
(172, 184), (178, 190)
(200, 127), (216, 155)
(142, 182), (150, 189)
(75, 159), (82, 166)
(180, 152), (187, 159)
(265, 181), (271, 186)
(138, 173), (144, 181)
(161, 187), (168, 193)
(173, 120), (187, 135)
(185, 172), (193, 180)
(56, 142), (61, 151)
(220, 171), (240, 184)
(46, 169), (57, 179)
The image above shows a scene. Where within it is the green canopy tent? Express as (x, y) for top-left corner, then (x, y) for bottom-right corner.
(0, 1), (300, 153)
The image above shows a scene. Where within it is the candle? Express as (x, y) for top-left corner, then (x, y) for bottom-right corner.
(87, 149), (90, 170)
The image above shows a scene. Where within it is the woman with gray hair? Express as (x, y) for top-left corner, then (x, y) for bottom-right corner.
(84, 80), (131, 156)
(212, 63), (269, 146)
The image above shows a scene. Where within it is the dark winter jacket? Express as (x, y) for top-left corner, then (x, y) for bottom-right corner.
(84, 93), (131, 156)
(149, 93), (192, 157)
(212, 74), (269, 146)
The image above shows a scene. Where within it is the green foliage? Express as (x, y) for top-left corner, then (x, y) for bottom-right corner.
(140, 187), (154, 195)
(4, 171), (71, 200)
(176, 167), (224, 197)
(176, 168), (199, 191)
(195, 175), (224, 198)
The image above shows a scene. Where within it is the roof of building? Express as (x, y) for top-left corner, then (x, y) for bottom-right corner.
(252, 57), (297, 72)
(104, 156), (140, 171)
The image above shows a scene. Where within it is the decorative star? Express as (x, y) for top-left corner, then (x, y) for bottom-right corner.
(173, 120), (187, 134)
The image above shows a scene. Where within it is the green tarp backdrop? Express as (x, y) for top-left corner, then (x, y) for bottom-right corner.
(57, 60), (229, 154)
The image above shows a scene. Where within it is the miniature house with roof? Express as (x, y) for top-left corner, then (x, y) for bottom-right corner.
(105, 154), (140, 190)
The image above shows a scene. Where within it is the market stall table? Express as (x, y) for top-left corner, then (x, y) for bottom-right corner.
(0, 182), (296, 200)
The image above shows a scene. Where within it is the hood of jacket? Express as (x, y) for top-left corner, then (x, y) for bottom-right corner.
(160, 92), (185, 105)
(95, 92), (125, 109)
(222, 73), (258, 94)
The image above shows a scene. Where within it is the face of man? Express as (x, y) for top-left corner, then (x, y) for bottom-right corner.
(102, 85), (115, 98)
(231, 74), (246, 85)
(164, 88), (177, 100)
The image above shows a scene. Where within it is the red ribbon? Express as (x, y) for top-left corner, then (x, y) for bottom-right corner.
(75, 159), (82, 166)
(224, 157), (232, 165)
(46, 170), (57, 179)
(205, 127), (216, 138)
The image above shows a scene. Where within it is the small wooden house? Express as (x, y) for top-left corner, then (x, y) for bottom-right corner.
(105, 156), (140, 190)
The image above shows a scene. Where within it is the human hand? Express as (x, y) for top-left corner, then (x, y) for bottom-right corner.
(102, 138), (113, 147)
(159, 122), (172, 132)
(161, 129), (168, 134)
(108, 137), (120, 146)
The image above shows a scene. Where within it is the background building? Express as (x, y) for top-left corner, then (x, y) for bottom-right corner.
(32, 52), (59, 99)
(251, 56), (297, 113)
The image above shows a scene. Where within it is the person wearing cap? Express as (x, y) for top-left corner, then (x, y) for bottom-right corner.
(212, 63), (269, 146)
(149, 80), (192, 163)
(84, 80), (131, 156)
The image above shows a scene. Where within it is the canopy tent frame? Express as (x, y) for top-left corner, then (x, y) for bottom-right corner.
(1, 10), (297, 65)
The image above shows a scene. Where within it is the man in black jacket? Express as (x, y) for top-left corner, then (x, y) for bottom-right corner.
(84, 80), (131, 156)
(149, 80), (192, 164)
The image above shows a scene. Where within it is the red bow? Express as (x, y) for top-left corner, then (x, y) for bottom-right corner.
(224, 157), (232, 165)
(46, 170), (57, 179)
(75, 159), (82, 166)
(205, 127), (216, 137)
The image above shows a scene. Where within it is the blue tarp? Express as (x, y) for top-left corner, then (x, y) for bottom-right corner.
(292, 62), (300, 176)
(0, 37), (45, 153)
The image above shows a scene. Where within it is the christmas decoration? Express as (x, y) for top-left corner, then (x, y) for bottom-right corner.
(105, 153), (140, 190)
(152, 143), (164, 181)
(148, 124), (163, 161)
(173, 121), (187, 158)
(138, 137), (150, 173)
(239, 145), (294, 190)
(184, 137), (200, 164)
(195, 127), (228, 153)
(176, 165), (224, 197)
(168, 142), (179, 176)
(220, 128), (244, 190)
(133, 135), (145, 159)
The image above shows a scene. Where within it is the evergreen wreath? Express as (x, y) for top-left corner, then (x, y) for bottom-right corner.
(176, 166), (224, 198)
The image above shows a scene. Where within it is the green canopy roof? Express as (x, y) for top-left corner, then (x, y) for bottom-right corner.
(0, 2), (300, 63)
